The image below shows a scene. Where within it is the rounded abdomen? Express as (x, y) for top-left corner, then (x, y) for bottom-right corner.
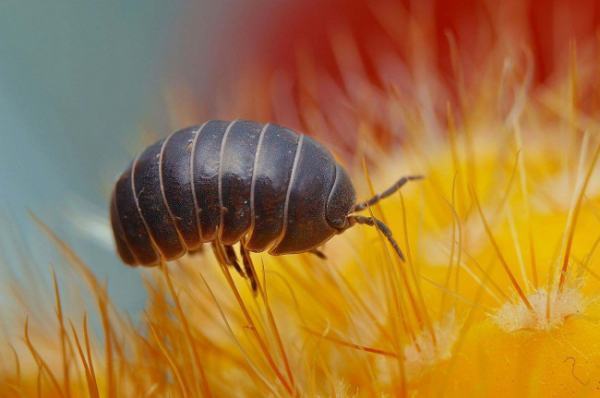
(110, 120), (346, 266)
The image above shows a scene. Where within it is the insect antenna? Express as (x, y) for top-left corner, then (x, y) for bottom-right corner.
(348, 215), (405, 261)
(352, 175), (423, 212)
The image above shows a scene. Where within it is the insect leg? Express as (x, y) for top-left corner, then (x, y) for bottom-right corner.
(240, 244), (258, 293)
(309, 248), (327, 260)
(352, 175), (423, 212)
(224, 245), (245, 277)
(211, 241), (228, 264)
(212, 241), (245, 277)
(347, 215), (405, 261)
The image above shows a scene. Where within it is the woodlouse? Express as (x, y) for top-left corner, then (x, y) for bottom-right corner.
(110, 120), (420, 290)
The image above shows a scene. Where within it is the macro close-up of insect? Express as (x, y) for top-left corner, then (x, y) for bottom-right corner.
(110, 119), (420, 290)
(5, 1), (600, 396)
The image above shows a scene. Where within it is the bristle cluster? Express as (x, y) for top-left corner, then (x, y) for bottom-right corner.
(403, 312), (458, 379)
(493, 288), (585, 332)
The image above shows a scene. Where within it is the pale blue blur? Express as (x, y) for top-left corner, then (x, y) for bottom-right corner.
(0, 2), (184, 314)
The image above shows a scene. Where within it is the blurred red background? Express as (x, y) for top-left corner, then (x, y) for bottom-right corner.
(165, 0), (600, 157)
(173, 0), (600, 91)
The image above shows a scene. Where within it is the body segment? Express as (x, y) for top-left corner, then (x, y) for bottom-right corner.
(133, 139), (185, 259)
(270, 135), (338, 254)
(218, 120), (263, 244)
(245, 124), (299, 252)
(112, 166), (159, 265)
(192, 120), (229, 242)
(161, 126), (203, 249)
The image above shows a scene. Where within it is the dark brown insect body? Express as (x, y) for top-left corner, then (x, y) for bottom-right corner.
(110, 120), (418, 288)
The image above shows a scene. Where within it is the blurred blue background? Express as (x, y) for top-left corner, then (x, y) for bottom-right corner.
(0, 2), (188, 314)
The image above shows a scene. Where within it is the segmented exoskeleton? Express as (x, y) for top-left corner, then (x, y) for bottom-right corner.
(110, 120), (420, 290)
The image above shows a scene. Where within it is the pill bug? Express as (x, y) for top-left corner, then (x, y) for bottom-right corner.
(110, 120), (421, 290)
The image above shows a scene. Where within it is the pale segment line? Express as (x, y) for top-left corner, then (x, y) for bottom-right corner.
(217, 120), (238, 241)
(271, 134), (304, 252)
(325, 164), (339, 223)
(190, 122), (208, 243)
(246, 123), (270, 244)
(130, 153), (162, 262)
(158, 130), (187, 251)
